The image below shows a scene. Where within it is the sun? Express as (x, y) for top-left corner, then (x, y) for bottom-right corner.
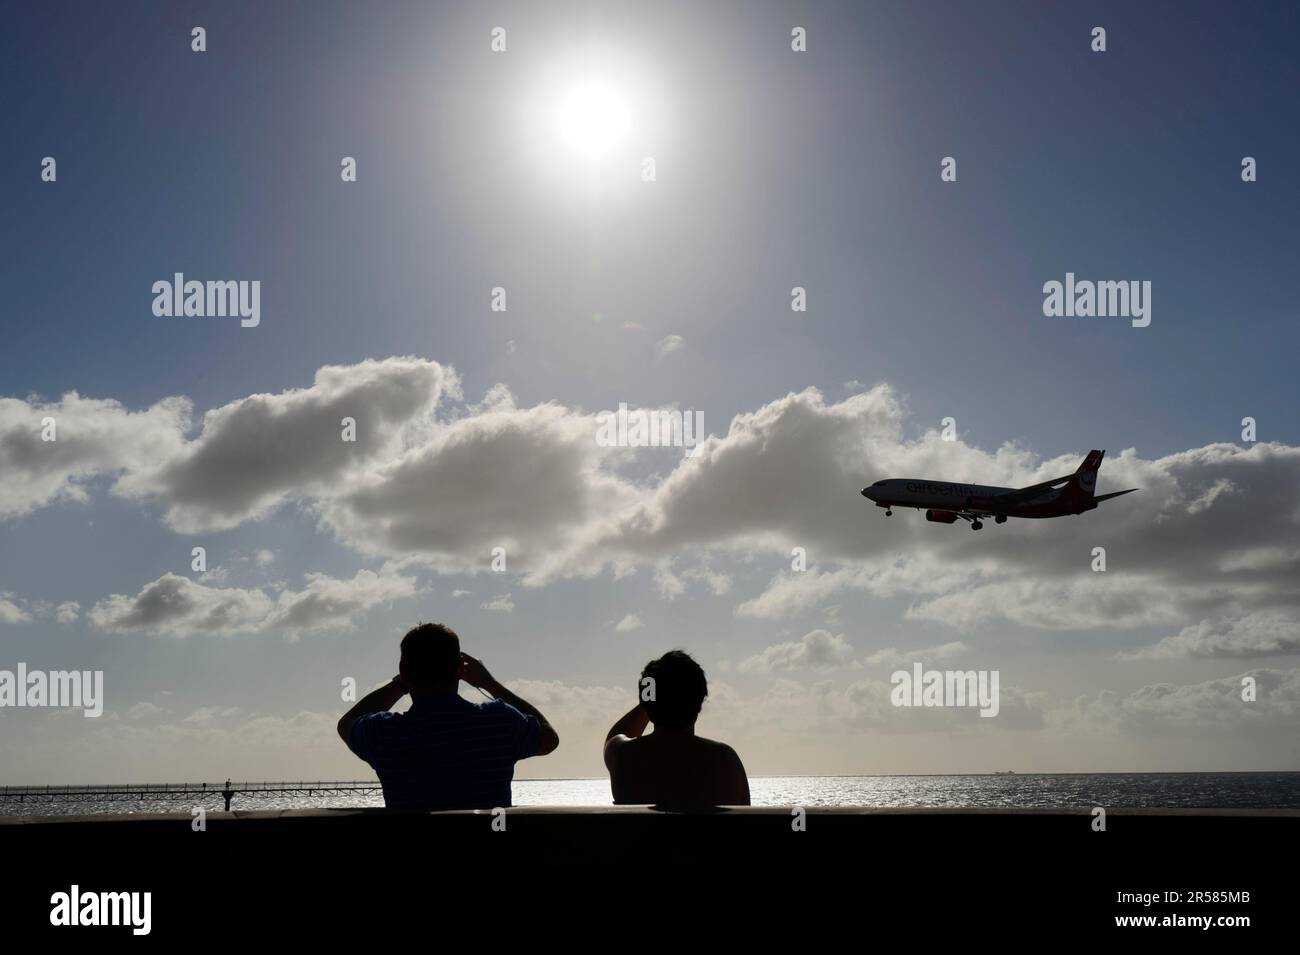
(555, 79), (631, 160)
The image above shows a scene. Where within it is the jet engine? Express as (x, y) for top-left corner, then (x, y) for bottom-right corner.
(925, 509), (959, 524)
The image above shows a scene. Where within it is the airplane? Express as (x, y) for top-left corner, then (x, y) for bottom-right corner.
(860, 450), (1138, 530)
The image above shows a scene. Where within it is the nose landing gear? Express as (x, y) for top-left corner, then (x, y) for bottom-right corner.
(885, 509), (892, 516)
(994, 514), (1007, 524)
(970, 520), (983, 530)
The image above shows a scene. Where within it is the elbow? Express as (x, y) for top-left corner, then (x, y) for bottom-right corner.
(537, 724), (560, 756)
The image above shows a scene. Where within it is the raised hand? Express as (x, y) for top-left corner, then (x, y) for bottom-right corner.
(459, 653), (496, 691)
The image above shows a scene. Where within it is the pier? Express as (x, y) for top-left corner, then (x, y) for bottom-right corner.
(0, 780), (381, 811)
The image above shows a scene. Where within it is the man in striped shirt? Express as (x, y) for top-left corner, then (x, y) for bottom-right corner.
(337, 622), (559, 810)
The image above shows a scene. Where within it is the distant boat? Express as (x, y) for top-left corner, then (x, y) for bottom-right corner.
(993, 770), (1016, 775)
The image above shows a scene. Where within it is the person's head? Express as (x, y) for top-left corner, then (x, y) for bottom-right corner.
(640, 650), (708, 731)
(399, 622), (461, 693)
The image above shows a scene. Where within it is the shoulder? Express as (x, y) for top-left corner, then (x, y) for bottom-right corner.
(355, 709), (400, 729)
(479, 698), (530, 722)
(602, 732), (643, 768)
(695, 736), (744, 765)
(348, 709), (399, 752)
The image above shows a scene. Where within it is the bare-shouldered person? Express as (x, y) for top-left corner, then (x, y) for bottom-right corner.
(603, 650), (750, 806)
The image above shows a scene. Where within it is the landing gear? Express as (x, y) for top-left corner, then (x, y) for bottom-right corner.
(970, 520), (983, 530)
(994, 514), (1006, 525)
(885, 509), (892, 516)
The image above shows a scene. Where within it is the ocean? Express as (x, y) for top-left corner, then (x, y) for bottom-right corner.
(4, 772), (1299, 815)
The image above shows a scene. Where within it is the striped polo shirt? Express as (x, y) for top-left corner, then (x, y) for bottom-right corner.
(349, 694), (540, 810)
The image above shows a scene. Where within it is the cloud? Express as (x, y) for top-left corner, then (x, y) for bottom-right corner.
(89, 575), (274, 636)
(614, 613), (644, 632)
(1069, 669), (1300, 734)
(6, 361), (1300, 652)
(1121, 612), (1300, 659)
(268, 568), (420, 636)
(320, 399), (640, 584)
(837, 676), (1047, 732)
(735, 560), (975, 620)
(118, 357), (455, 532)
(0, 709), (355, 783)
(739, 629), (855, 673)
(184, 706), (243, 723)
(0, 391), (191, 520)
(862, 641), (969, 668)
(504, 679), (627, 727)
(55, 601), (80, 624)
(905, 576), (1187, 631)
(88, 567), (418, 638)
(0, 595), (32, 624)
(654, 559), (732, 600)
(655, 335), (684, 359)
(125, 702), (164, 720)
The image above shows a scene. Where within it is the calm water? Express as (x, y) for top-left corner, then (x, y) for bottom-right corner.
(4, 773), (1299, 816)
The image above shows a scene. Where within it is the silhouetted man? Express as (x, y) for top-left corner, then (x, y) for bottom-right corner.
(604, 650), (749, 806)
(338, 622), (559, 809)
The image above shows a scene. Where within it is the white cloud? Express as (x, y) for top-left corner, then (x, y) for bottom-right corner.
(88, 567), (419, 638)
(183, 706), (243, 723)
(739, 629), (855, 673)
(862, 641), (968, 668)
(653, 559), (732, 600)
(1121, 612), (1300, 659)
(1069, 669), (1300, 734)
(655, 334), (684, 359)
(55, 601), (80, 624)
(125, 701), (164, 720)
(614, 613), (644, 632)
(0, 595), (32, 624)
(0, 392), (191, 519)
(6, 362), (1300, 657)
(117, 357), (455, 532)
(319, 400), (640, 585)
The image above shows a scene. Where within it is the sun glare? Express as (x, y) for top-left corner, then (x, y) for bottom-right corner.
(556, 80), (631, 160)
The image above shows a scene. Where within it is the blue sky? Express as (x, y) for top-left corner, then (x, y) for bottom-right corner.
(2, 1), (1298, 782)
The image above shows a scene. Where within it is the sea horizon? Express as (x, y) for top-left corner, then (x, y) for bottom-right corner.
(6, 771), (1299, 816)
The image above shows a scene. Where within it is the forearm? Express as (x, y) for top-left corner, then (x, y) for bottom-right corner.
(337, 677), (406, 742)
(606, 704), (649, 741)
(485, 678), (550, 726)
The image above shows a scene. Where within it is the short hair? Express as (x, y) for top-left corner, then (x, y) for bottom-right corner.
(400, 622), (460, 686)
(640, 650), (708, 729)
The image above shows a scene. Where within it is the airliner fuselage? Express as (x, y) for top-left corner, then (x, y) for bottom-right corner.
(860, 450), (1137, 530)
(862, 479), (1079, 517)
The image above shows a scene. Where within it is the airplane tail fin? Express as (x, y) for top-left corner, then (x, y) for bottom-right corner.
(1074, 449), (1104, 493)
(1064, 449), (1105, 501)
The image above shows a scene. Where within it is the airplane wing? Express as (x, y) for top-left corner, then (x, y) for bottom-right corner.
(988, 473), (1076, 508)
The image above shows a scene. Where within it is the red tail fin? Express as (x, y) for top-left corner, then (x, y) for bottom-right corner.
(1070, 449), (1104, 499)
